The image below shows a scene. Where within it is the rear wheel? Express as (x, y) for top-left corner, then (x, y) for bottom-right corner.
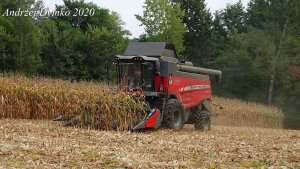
(194, 110), (211, 131)
(162, 99), (185, 131)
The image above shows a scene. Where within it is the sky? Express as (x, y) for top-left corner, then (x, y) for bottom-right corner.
(43, 0), (250, 38)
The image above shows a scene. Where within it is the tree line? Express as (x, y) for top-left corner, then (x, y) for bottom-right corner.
(0, 0), (129, 80)
(0, 0), (299, 128)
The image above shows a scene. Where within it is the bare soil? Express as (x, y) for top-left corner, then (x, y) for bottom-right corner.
(0, 119), (299, 169)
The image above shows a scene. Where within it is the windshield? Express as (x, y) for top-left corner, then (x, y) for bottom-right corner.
(118, 61), (156, 91)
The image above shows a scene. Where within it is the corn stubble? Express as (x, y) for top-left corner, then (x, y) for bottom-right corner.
(0, 75), (145, 131)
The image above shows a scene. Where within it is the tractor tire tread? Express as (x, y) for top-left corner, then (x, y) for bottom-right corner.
(194, 110), (211, 131)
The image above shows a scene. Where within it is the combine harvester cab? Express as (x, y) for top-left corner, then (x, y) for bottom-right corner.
(115, 42), (222, 131)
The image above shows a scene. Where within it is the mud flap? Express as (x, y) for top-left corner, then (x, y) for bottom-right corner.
(133, 109), (161, 130)
(202, 100), (212, 114)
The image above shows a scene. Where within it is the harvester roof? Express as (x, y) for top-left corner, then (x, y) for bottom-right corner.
(115, 55), (159, 62)
(124, 42), (177, 58)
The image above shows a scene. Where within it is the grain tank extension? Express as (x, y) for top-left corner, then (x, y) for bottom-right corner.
(177, 65), (222, 82)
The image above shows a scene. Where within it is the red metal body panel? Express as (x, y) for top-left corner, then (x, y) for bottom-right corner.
(145, 109), (161, 128)
(168, 76), (212, 109)
(155, 76), (169, 92)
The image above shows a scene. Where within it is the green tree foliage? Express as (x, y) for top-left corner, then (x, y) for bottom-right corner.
(55, 0), (114, 32)
(211, 1), (246, 50)
(172, 0), (213, 66)
(0, 0), (129, 80)
(212, 30), (267, 101)
(39, 1), (129, 80)
(0, 0), (42, 75)
(83, 24), (127, 80)
(212, 0), (300, 128)
(136, 0), (186, 53)
(222, 1), (246, 34)
(0, 26), (18, 72)
(210, 1), (247, 70)
(39, 19), (77, 78)
(246, 0), (300, 127)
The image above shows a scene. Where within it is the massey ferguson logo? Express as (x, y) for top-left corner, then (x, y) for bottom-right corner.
(179, 85), (210, 92)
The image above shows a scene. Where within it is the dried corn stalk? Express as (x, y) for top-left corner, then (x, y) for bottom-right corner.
(0, 74), (145, 131)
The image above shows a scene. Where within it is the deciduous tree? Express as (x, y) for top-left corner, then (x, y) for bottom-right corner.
(136, 0), (186, 53)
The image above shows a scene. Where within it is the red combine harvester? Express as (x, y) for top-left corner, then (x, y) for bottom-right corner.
(115, 42), (222, 131)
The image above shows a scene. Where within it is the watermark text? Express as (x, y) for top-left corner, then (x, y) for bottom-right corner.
(2, 8), (95, 17)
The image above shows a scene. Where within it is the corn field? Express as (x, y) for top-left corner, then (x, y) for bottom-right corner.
(0, 75), (145, 131)
(211, 97), (284, 128)
(0, 74), (284, 131)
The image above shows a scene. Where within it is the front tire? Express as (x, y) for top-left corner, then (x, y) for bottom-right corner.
(163, 99), (185, 131)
